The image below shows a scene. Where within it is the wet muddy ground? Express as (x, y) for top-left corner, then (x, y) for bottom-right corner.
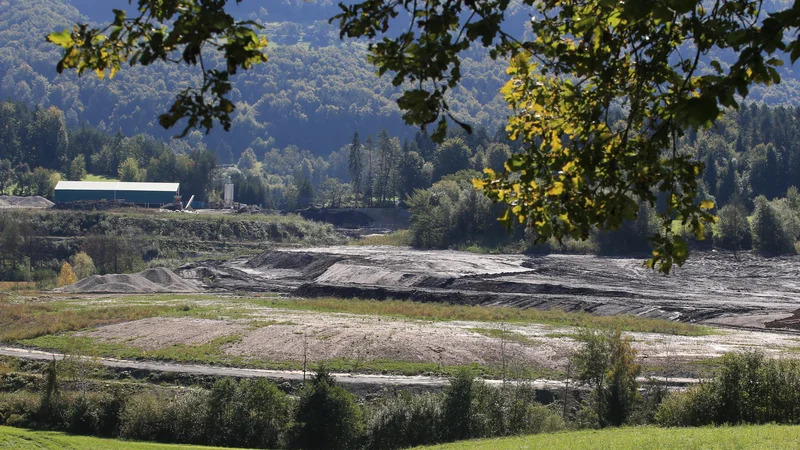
(176, 246), (800, 329)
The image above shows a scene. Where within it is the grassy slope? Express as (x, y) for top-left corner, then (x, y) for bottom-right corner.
(82, 174), (119, 182)
(416, 425), (800, 450)
(0, 426), (234, 450)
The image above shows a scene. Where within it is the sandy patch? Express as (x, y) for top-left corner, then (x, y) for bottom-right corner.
(76, 306), (800, 374)
(81, 317), (245, 350)
(224, 313), (562, 367)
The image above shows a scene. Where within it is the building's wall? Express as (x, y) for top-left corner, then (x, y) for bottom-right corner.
(54, 189), (115, 203)
(54, 190), (177, 206)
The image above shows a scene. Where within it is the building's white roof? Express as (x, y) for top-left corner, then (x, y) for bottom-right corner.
(55, 181), (180, 192)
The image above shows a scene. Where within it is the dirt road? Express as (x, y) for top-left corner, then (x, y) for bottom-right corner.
(0, 346), (695, 390)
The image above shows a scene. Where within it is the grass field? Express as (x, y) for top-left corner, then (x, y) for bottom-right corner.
(0, 426), (233, 449)
(350, 230), (410, 246)
(415, 425), (800, 449)
(82, 174), (119, 182)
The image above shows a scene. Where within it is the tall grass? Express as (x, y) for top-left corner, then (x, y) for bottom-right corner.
(255, 297), (713, 336)
(0, 301), (173, 341)
(350, 230), (410, 246)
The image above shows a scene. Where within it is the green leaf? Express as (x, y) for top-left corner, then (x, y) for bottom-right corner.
(47, 29), (73, 47)
(684, 96), (720, 128)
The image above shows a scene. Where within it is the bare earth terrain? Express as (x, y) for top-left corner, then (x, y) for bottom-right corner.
(67, 296), (800, 379)
(22, 246), (800, 383)
(176, 246), (800, 327)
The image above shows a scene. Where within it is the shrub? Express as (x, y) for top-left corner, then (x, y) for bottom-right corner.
(573, 329), (641, 427)
(169, 389), (210, 444)
(65, 394), (100, 435)
(654, 383), (718, 427)
(655, 352), (800, 426)
(32, 268), (57, 289)
(476, 383), (564, 437)
(0, 391), (40, 428)
(441, 368), (483, 441)
(290, 368), (364, 450)
(366, 392), (443, 450)
(119, 392), (173, 442)
(208, 378), (289, 448)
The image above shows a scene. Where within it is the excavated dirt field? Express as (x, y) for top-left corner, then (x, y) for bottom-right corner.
(176, 246), (800, 329)
(77, 305), (800, 377)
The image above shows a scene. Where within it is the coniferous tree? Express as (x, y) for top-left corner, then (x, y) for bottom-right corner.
(363, 136), (375, 207)
(374, 129), (395, 206)
(348, 132), (363, 206)
(396, 151), (424, 202)
(0, 159), (13, 194)
(704, 152), (718, 199)
(717, 158), (737, 206)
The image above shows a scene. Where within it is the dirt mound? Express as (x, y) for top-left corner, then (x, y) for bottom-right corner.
(63, 267), (198, 294)
(0, 195), (54, 209)
(765, 309), (800, 329)
(246, 250), (345, 280)
(192, 247), (800, 325)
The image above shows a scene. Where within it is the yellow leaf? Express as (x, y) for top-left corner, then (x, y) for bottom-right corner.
(547, 182), (564, 196)
(699, 200), (715, 210)
(95, 68), (105, 80)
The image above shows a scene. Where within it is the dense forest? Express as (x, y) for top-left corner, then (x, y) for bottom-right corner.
(0, 0), (510, 157)
(4, 0), (800, 158)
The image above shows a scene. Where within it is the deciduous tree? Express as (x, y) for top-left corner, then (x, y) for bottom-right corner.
(56, 262), (78, 287)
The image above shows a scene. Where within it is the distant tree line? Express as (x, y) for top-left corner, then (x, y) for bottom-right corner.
(0, 101), (216, 202)
(404, 104), (800, 256)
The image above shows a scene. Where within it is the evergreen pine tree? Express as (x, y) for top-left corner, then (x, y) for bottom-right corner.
(717, 158), (737, 207)
(704, 152), (718, 198)
(348, 132), (363, 206)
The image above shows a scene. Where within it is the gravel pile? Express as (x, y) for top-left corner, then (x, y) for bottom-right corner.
(63, 267), (199, 294)
(0, 195), (54, 209)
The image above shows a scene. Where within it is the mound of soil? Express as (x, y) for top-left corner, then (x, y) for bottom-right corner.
(246, 250), (345, 279)
(0, 195), (54, 209)
(765, 309), (800, 329)
(184, 247), (800, 325)
(63, 267), (198, 294)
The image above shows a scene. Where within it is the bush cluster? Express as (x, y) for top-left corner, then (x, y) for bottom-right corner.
(0, 365), (562, 450)
(656, 352), (800, 427)
(366, 370), (564, 450)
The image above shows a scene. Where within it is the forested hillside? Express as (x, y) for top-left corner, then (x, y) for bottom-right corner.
(7, 0), (800, 162)
(0, 0), (510, 158)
